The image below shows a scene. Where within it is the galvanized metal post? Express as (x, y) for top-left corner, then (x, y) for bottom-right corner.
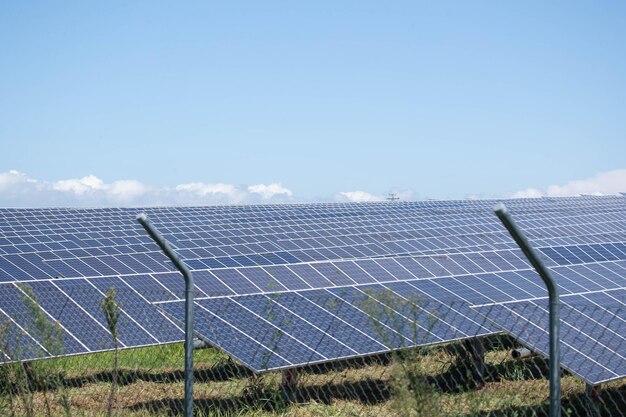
(137, 214), (194, 417)
(494, 204), (560, 417)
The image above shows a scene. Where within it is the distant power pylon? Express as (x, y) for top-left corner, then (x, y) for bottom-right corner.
(386, 193), (400, 201)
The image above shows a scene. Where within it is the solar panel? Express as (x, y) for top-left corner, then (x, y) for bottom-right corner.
(0, 196), (624, 387)
(157, 254), (626, 375)
(473, 287), (626, 385)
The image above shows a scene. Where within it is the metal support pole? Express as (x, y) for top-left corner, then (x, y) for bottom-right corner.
(137, 213), (194, 417)
(494, 204), (560, 417)
(281, 368), (299, 401)
(463, 338), (485, 386)
(584, 383), (600, 417)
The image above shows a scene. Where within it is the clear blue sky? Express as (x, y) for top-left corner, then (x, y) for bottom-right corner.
(1, 1), (625, 203)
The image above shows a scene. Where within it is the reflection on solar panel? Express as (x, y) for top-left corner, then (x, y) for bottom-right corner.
(0, 196), (625, 385)
(473, 287), (626, 385)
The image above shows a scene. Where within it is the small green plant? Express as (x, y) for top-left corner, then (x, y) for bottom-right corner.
(504, 359), (532, 382)
(391, 348), (443, 417)
(0, 285), (71, 417)
(100, 288), (122, 417)
(0, 317), (25, 417)
(358, 287), (445, 416)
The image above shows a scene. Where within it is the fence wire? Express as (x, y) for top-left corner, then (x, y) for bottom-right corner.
(0, 286), (623, 417)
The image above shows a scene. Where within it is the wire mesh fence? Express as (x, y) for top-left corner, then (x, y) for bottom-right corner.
(0, 285), (624, 417)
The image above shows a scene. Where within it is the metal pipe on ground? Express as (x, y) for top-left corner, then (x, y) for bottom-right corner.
(511, 348), (535, 359)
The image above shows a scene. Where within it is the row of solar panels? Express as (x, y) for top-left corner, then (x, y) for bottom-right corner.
(2, 197), (625, 250)
(1, 253), (624, 384)
(0, 196), (624, 386)
(1, 198), (626, 282)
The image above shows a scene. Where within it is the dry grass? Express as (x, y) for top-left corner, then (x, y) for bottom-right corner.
(1, 340), (624, 417)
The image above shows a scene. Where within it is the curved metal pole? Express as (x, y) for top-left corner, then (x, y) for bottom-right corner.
(137, 213), (194, 417)
(494, 204), (560, 417)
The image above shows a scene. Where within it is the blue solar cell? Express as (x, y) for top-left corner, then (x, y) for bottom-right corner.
(448, 254), (484, 274)
(503, 270), (547, 297)
(0, 308), (46, 360)
(98, 256), (135, 275)
(0, 258), (24, 281)
(230, 255), (258, 267)
(310, 263), (354, 286)
(45, 259), (81, 278)
(373, 258), (414, 281)
(81, 257), (118, 276)
(480, 273), (534, 300)
(237, 295), (356, 359)
(552, 268), (600, 293)
(200, 298), (324, 365)
(288, 264), (333, 288)
(454, 275), (514, 303)
(115, 254), (153, 274)
(387, 281), (489, 337)
(123, 274), (178, 302)
(332, 261), (376, 285)
(328, 285), (434, 346)
(200, 258), (226, 268)
(192, 270), (235, 297)
(53, 278), (155, 348)
(214, 257), (242, 268)
(262, 266), (310, 291)
(20, 253), (59, 277)
(89, 277), (182, 343)
(212, 269), (259, 293)
(160, 301), (289, 370)
(271, 292), (386, 355)
(63, 258), (101, 277)
(303, 289), (404, 350)
(27, 280), (109, 352)
(393, 257), (434, 278)
(0, 283), (89, 356)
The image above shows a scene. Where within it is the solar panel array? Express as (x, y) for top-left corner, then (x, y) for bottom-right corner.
(0, 196), (624, 385)
(473, 286), (626, 385)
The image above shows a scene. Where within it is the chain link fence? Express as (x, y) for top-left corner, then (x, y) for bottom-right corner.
(0, 285), (624, 417)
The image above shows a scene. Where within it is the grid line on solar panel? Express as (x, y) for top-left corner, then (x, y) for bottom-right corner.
(0, 275), (185, 362)
(4, 222), (626, 279)
(149, 255), (620, 370)
(472, 288), (626, 384)
(6, 210), (624, 249)
(1, 223), (620, 278)
(2, 245), (611, 310)
(5, 233), (626, 283)
(4, 198), (624, 250)
(142, 251), (626, 303)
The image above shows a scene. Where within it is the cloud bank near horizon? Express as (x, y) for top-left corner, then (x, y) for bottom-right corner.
(0, 170), (294, 206)
(511, 169), (626, 198)
(1, 169), (625, 207)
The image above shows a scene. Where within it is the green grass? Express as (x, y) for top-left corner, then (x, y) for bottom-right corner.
(1, 341), (624, 417)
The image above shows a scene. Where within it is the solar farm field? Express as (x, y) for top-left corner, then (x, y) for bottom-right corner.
(1, 196), (625, 415)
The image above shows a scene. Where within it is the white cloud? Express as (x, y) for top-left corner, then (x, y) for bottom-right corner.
(0, 170), (37, 191)
(174, 182), (246, 204)
(108, 180), (149, 202)
(0, 170), (295, 206)
(52, 175), (106, 195)
(511, 169), (626, 198)
(336, 191), (385, 202)
(175, 182), (239, 197)
(247, 183), (292, 199)
(510, 188), (545, 199)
